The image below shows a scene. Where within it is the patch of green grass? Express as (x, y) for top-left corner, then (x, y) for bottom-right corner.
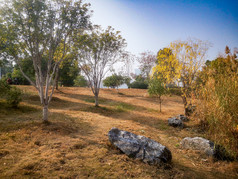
(175, 143), (180, 148)
(115, 102), (135, 112)
(83, 97), (107, 104)
(156, 122), (169, 131)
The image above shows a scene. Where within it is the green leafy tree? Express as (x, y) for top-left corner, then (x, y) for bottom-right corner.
(11, 58), (35, 85)
(74, 75), (88, 87)
(129, 74), (148, 89)
(103, 74), (124, 89)
(57, 58), (80, 87)
(148, 78), (166, 112)
(123, 76), (131, 88)
(0, 0), (91, 122)
(73, 26), (127, 106)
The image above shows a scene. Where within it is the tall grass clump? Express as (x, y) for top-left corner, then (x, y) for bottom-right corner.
(196, 49), (238, 158)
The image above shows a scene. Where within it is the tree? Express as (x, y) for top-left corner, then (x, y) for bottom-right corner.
(129, 74), (148, 89)
(137, 51), (156, 79)
(148, 77), (166, 112)
(11, 58), (37, 85)
(153, 39), (210, 112)
(170, 39), (211, 110)
(0, 58), (13, 78)
(74, 75), (88, 87)
(153, 48), (181, 85)
(57, 58), (80, 88)
(0, 0), (91, 122)
(73, 26), (127, 106)
(123, 76), (131, 88)
(103, 74), (124, 90)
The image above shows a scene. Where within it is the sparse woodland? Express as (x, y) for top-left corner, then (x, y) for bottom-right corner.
(0, 0), (237, 178)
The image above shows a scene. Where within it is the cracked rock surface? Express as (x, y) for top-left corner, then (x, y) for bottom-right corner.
(108, 128), (172, 165)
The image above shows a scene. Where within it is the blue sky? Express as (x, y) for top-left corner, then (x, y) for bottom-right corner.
(86, 0), (238, 70)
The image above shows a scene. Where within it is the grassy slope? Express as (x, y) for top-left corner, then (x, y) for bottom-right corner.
(0, 86), (237, 178)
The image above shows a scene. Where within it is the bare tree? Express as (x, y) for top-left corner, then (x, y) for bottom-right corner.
(73, 26), (127, 106)
(137, 51), (157, 79)
(0, 0), (91, 122)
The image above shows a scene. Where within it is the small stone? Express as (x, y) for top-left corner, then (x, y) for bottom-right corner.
(168, 117), (184, 128)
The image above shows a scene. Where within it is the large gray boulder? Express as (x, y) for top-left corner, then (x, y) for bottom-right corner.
(180, 137), (215, 156)
(108, 128), (172, 165)
(168, 117), (184, 128)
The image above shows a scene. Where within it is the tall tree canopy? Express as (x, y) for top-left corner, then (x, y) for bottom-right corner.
(0, 0), (91, 121)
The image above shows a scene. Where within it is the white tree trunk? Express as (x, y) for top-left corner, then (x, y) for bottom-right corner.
(94, 94), (99, 107)
(43, 105), (48, 122)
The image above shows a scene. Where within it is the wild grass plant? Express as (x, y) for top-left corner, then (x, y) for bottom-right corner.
(196, 55), (238, 158)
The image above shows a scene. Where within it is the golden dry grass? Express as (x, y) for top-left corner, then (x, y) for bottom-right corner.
(0, 86), (237, 178)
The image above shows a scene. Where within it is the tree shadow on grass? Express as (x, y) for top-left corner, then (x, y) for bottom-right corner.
(40, 111), (94, 137)
(171, 160), (235, 179)
(0, 109), (94, 138)
(23, 94), (84, 109)
(61, 93), (149, 112)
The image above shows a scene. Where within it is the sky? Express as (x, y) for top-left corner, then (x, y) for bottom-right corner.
(85, 0), (238, 72)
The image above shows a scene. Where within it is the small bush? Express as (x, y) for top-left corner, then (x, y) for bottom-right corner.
(0, 79), (22, 107)
(129, 81), (148, 89)
(6, 86), (22, 107)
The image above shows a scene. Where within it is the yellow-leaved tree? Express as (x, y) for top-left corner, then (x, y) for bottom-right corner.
(153, 39), (211, 114)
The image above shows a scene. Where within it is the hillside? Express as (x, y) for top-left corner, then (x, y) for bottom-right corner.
(0, 86), (237, 178)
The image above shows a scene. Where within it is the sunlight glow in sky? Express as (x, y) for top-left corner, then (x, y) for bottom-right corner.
(86, 0), (238, 70)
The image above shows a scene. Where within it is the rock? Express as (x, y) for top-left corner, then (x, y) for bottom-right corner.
(180, 137), (215, 156)
(180, 137), (234, 160)
(177, 114), (189, 122)
(108, 128), (172, 165)
(168, 117), (184, 128)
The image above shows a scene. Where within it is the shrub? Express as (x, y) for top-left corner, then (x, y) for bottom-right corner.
(74, 75), (88, 87)
(129, 81), (148, 89)
(6, 86), (22, 107)
(196, 54), (238, 158)
(0, 79), (22, 107)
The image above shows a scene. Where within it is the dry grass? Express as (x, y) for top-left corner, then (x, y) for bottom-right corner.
(0, 86), (237, 178)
